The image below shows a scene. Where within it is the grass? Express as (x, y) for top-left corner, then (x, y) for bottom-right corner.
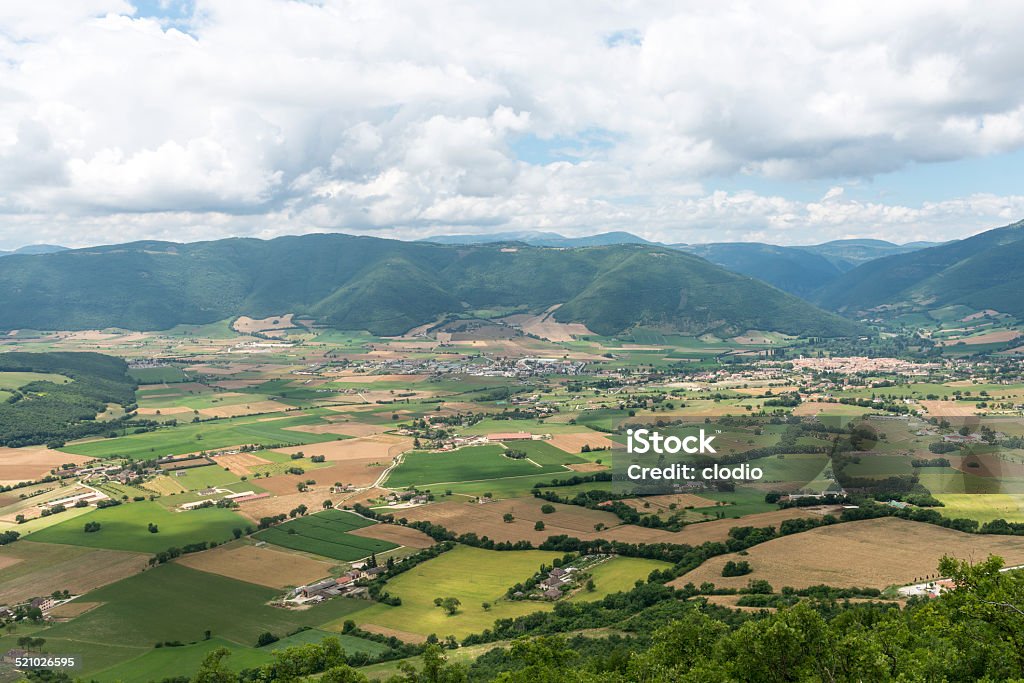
(509, 440), (588, 466)
(933, 494), (1024, 522)
(567, 557), (671, 602)
(266, 628), (390, 656)
(457, 419), (588, 436)
(89, 637), (274, 682)
(254, 509), (397, 561)
(168, 464), (252, 491)
(385, 445), (567, 488)
(27, 500), (248, 553)
(34, 563), (369, 671)
(333, 545), (563, 638)
(58, 413), (342, 460)
(128, 366), (191, 384)
(0, 370), (72, 390)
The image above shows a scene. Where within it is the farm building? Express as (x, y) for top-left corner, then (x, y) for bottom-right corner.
(299, 578), (337, 598)
(486, 432), (534, 442)
(42, 488), (108, 510)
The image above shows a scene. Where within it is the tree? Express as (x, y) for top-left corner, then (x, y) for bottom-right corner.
(435, 597), (461, 615)
(147, 522), (159, 534)
(194, 647), (236, 683)
(231, 527), (242, 539)
(482, 602), (491, 611)
(534, 520), (545, 531)
(256, 631), (279, 647)
(540, 504), (556, 514)
(503, 513), (514, 523)
(323, 499), (333, 509)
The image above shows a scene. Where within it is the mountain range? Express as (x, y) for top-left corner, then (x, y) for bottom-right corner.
(0, 234), (860, 338)
(813, 219), (1024, 317)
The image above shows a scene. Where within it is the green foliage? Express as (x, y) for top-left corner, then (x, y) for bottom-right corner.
(0, 352), (136, 447)
(0, 235), (859, 337)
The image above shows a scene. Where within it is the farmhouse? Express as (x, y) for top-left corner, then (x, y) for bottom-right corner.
(41, 488), (108, 510)
(2, 649), (26, 664)
(30, 596), (55, 611)
(543, 587), (563, 600)
(486, 432), (534, 442)
(299, 578), (337, 598)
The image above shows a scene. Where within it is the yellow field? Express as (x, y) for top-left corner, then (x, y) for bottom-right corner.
(934, 494), (1024, 522)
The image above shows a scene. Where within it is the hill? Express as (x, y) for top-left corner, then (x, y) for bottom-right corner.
(813, 220), (1024, 316)
(0, 234), (859, 338)
(0, 244), (68, 257)
(419, 230), (655, 247)
(798, 238), (940, 271)
(677, 243), (843, 297)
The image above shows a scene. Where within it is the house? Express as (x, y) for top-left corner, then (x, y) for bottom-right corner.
(549, 567), (567, 579)
(30, 596), (55, 611)
(364, 566), (386, 578)
(2, 649), (26, 664)
(543, 587), (563, 600)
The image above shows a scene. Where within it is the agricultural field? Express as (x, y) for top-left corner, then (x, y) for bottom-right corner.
(385, 445), (569, 488)
(677, 518), (1024, 590)
(26, 501), (249, 553)
(339, 545), (565, 638)
(254, 509), (399, 561)
(10, 563), (371, 676)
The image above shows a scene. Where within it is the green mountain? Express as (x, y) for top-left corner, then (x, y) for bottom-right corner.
(813, 220), (1024, 316)
(677, 243), (843, 297)
(0, 234), (860, 337)
(798, 238), (940, 271)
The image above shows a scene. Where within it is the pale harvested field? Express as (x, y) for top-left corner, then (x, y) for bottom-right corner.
(349, 524), (434, 549)
(238, 490), (344, 521)
(48, 601), (103, 618)
(0, 542), (148, 604)
(398, 498), (624, 544)
(308, 459), (390, 488)
(939, 330), (1021, 346)
(211, 379), (267, 389)
(136, 406), (194, 416)
(734, 386), (801, 396)
(277, 435), (411, 462)
(360, 624), (428, 644)
(232, 314), (297, 335)
(601, 508), (826, 546)
(674, 517), (1024, 590)
(620, 493), (717, 512)
(0, 446), (93, 483)
(318, 420), (390, 437)
(567, 462), (611, 472)
(199, 400), (288, 418)
(501, 306), (594, 342)
(141, 475), (187, 495)
(331, 373), (429, 384)
(178, 542), (337, 588)
(0, 555), (20, 570)
(216, 452), (273, 476)
(920, 401), (981, 417)
(548, 432), (619, 454)
(703, 594), (775, 612)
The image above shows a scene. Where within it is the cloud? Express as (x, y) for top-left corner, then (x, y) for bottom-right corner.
(0, 0), (1023, 248)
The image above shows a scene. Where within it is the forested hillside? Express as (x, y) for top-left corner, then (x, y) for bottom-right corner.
(0, 234), (861, 338)
(0, 352), (137, 447)
(814, 219), (1024, 315)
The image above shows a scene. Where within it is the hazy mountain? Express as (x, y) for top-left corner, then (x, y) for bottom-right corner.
(813, 220), (1024, 316)
(677, 243), (843, 297)
(419, 230), (655, 247)
(797, 238), (941, 272)
(0, 233), (860, 338)
(0, 244), (68, 257)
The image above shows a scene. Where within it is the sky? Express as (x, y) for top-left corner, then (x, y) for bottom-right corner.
(1, 1), (1023, 250)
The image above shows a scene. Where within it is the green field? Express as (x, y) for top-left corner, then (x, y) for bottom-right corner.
(254, 509), (397, 561)
(166, 464), (252, 491)
(128, 366), (191, 384)
(567, 557), (671, 602)
(27, 501), (248, 553)
(508, 440), (588, 466)
(58, 413), (343, 460)
(31, 564), (369, 675)
(90, 637), (274, 683)
(337, 545), (563, 638)
(0, 370), (72, 390)
(385, 445), (568, 488)
(933, 493), (1024, 522)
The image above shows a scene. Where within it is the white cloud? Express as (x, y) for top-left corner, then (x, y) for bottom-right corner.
(0, 0), (1023, 248)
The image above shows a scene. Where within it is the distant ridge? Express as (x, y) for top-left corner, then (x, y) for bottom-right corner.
(0, 244), (68, 257)
(813, 219), (1024, 316)
(418, 230), (655, 247)
(0, 233), (860, 338)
